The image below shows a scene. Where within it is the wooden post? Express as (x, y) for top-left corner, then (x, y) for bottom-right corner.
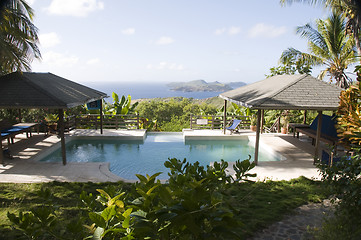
(190, 114), (193, 129)
(223, 100), (227, 134)
(277, 116), (281, 133)
(303, 110), (307, 124)
(254, 110), (262, 165)
(58, 109), (67, 165)
(260, 110), (264, 134)
(100, 100), (103, 134)
(0, 138), (3, 165)
(136, 113), (140, 129)
(314, 111), (323, 164)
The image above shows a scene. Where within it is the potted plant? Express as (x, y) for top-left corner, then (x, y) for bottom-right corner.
(245, 108), (258, 131)
(281, 114), (289, 134)
(45, 113), (59, 130)
(249, 114), (257, 131)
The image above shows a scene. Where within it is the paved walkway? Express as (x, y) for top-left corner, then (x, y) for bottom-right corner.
(0, 130), (334, 238)
(250, 199), (334, 240)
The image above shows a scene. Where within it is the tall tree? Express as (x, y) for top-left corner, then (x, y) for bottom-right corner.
(280, 0), (361, 56)
(280, 12), (357, 88)
(0, 0), (41, 75)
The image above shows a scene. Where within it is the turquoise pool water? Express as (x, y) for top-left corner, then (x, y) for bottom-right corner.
(40, 133), (280, 180)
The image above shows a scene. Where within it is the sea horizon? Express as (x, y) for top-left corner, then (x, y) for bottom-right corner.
(87, 82), (223, 101)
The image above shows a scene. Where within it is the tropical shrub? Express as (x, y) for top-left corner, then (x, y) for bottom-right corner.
(316, 67), (361, 239)
(8, 158), (256, 239)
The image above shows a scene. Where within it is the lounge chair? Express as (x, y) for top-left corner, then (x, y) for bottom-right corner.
(226, 119), (242, 134)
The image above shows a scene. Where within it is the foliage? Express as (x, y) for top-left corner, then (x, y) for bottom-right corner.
(135, 97), (218, 131)
(0, 0), (41, 75)
(280, 12), (357, 88)
(7, 187), (87, 239)
(80, 158), (256, 239)
(316, 66), (361, 238)
(280, 0), (361, 56)
(336, 66), (361, 147)
(1, 177), (329, 239)
(105, 93), (138, 115)
(266, 60), (312, 78)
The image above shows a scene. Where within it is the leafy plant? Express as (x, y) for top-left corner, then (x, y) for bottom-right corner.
(107, 93), (138, 115)
(82, 158), (256, 239)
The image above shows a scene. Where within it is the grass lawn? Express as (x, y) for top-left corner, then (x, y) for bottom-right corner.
(0, 177), (328, 239)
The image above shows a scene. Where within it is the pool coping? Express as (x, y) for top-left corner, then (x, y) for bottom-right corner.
(0, 129), (320, 183)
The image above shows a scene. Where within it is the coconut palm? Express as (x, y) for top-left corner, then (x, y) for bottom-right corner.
(280, 12), (357, 88)
(0, 0), (40, 75)
(280, 0), (361, 56)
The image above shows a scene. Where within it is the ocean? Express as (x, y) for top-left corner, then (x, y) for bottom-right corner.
(87, 82), (223, 100)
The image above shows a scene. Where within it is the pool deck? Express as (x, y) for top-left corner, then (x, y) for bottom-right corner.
(0, 129), (323, 183)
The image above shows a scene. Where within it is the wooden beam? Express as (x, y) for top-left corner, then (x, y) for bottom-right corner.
(254, 110), (262, 165)
(314, 111), (323, 164)
(223, 100), (227, 135)
(58, 109), (67, 165)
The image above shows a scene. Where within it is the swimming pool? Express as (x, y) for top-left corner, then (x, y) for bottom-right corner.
(40, 133), (281, 180)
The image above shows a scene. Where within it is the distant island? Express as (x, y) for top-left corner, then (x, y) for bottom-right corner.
(166, 80), (246, 92)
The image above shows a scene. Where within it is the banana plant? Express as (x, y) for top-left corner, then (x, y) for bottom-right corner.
(107, 93), (138, 115)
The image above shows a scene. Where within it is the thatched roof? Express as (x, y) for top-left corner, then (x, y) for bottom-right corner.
(219, 74), (342, 110)
(0, 72), (107, 109)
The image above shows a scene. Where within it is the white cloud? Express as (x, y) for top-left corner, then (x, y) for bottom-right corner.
(214, 28), (226, 35)
(147, 62), (184, 71)
(121, 28), (135, 35)
(214, 26), (241, 35)
(248, 23), (287, 38)
(228, 26), (241, 35)
(156, 36), (174, 45)
(42, 51), (79, 67)
(39, 32), (60, 48)
(45, 0), (104, 17)
(86, 58), (100, 65)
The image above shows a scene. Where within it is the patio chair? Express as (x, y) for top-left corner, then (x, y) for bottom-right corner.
(226, 119), (242, 134)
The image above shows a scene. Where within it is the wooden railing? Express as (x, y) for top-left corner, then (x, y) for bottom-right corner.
(65, 114), (141, 130)
(264, 116), (281, 133)
(190, 114), (251, 130)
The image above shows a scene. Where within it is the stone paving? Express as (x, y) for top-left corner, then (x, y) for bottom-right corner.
(250, 199), (334, 240)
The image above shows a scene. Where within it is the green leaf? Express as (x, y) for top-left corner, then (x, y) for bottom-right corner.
(122, 215), (130, 228)
(89, 212), (106, 229)
(96, 189), (111, 201)
(101, 205), (116, 222)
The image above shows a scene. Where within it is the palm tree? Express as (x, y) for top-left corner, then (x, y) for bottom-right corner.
(0, 0), (41, 75)
(280, 12), (357, 88)
(280, 0), (361, 56)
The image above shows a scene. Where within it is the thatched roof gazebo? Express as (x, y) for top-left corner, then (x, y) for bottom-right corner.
(0, 72), (107, 164)
(219, 74), (343, 164)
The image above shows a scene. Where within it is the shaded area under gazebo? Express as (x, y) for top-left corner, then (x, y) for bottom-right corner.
(219, 74), (343, 164)
(0, 72), (107, 164)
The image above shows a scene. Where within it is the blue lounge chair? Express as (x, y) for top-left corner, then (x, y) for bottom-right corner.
(226, 119), (242, 134)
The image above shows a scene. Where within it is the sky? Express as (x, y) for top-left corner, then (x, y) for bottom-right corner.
(28, 0), (331, 85)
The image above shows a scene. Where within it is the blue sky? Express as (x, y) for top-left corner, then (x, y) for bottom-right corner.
(29, 0), (330, 84)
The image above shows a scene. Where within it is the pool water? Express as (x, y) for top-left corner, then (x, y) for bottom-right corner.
(41, 133), (280, 180)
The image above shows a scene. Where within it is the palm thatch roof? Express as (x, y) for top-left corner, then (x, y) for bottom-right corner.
(0, 72), (107, 109)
